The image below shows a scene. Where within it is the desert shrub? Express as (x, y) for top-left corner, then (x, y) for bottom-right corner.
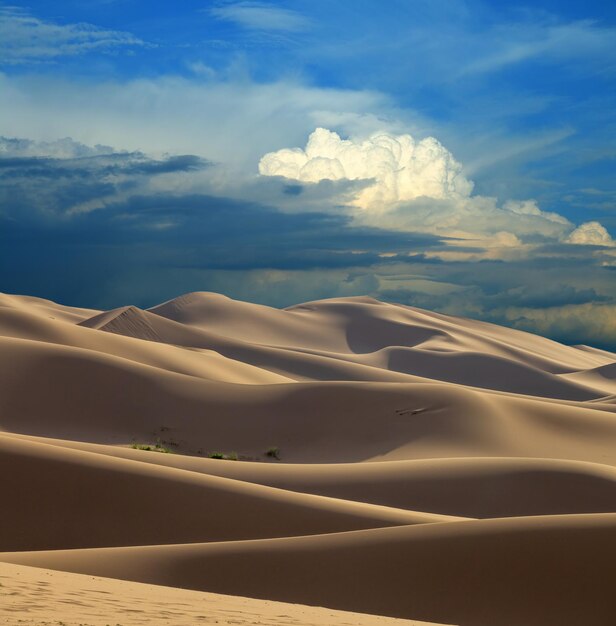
(208, 451), (238, 460)
(265, 446), (281, 460)
(130, 443), (172, 454)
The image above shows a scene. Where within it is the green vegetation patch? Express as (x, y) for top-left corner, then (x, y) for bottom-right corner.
(265, 446), (281, 460)
(130, 442), (173, 454)
(208, 451), (238, 460)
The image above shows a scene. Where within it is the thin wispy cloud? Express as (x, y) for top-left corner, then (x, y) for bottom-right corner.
(210, 2), (310, 32)
(0, 5), (145, 64)
(460, 19), (616, 76)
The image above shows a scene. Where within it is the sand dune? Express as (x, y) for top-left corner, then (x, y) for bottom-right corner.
(2, 514), (615, 626)
(1, 290), (615, 625)
(5, 433), (616, 518)
(0, 562), (446, 626)
(81, 292), (613, 396)
(574, 343), (616, 360)
(153, 292), (610, 371)
(0, 434), (462, 552)
(1, 333), (615, 463)
(561, 360), (616, 395)
(0, 293), (97, 323)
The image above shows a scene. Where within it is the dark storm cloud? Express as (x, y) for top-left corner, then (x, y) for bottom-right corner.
(380, 281), (610, 312)
(123, 155), (206, 175)
(1, 191), (439, 261)
(283, 184), (304, 196)
(0, 185), (443, 309)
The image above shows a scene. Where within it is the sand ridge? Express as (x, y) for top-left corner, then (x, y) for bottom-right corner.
(1, 291), (615, 625)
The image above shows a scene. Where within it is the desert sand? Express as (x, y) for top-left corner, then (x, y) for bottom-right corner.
(0, 291), (615, 625)
(0, 561), (445, 626)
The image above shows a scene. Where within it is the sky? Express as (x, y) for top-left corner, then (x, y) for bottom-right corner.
(1, 0), (616, 348)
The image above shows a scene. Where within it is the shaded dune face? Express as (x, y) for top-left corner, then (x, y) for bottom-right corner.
(3, 515), (615, 626)
(1, 291), (616, 626)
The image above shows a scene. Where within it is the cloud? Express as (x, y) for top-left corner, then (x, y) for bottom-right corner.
(502, 199), (570, 226)
(0, 136), (210, 217)
(0, 135), (116, 159)
(258, 127), (616, 248)
(259, 127), (473, 212)
(0, 74), (396, 171)
(459, 19), (616, 77)
(0, 6), (144, 64)
(502, 303), (616, 350)
(566, 221), (616, 247)
(210, 2), (309, 32)
(380, 196), (572, 245)
(0, 183), (440, 309)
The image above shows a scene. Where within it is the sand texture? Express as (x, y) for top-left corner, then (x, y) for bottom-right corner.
(0, 562), (445, 626)
(1, 291), (615, 625)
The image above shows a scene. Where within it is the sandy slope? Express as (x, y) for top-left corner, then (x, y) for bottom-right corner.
(0, 562), (446, 626)
(1, 290), (615, 625)
(5, 433), (616, 518)
(0, 434), (462, 553)
(2, 515), (615, 626)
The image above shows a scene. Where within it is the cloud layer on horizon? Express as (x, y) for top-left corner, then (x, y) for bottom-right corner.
(2, 132), (615, 350)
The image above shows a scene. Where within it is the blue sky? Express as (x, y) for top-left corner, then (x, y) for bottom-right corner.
(1, 1), (615, 348)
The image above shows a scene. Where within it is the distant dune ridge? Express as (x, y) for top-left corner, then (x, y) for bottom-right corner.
(0, 291), (615, 626)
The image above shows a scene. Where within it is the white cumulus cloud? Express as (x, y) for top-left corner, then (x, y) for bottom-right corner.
(259, 127), (473, 213)
(566, 221), (616, 247)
